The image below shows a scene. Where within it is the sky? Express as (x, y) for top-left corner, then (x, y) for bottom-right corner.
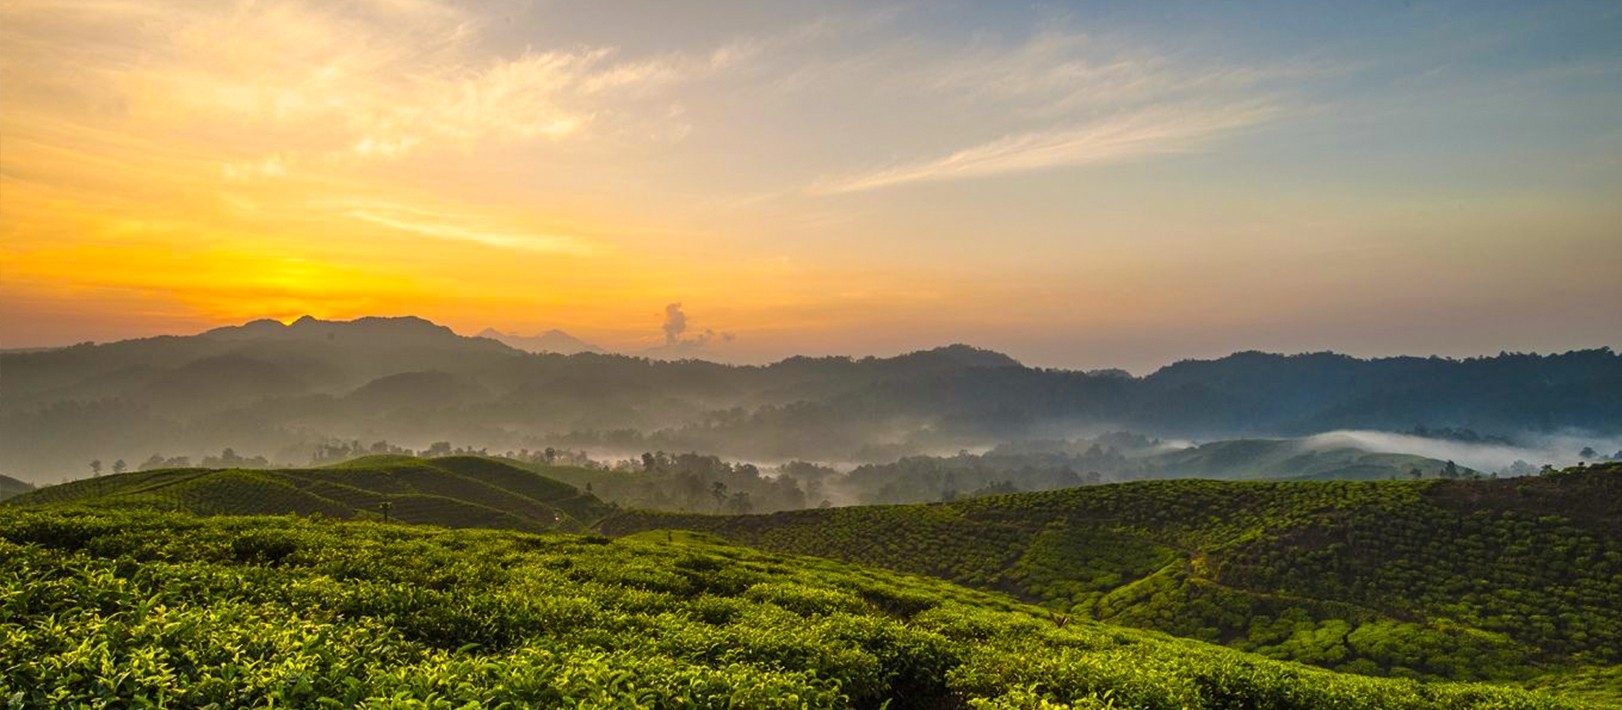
(2, 0), (1619, 372)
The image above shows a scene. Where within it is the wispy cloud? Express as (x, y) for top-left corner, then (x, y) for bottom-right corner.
(330, 200), (596, 255)
(732, 21), (1305, 195)
(2, 0), (730, 170)
(923, 30), (1322, 116)
(812, 103), (1275, 194)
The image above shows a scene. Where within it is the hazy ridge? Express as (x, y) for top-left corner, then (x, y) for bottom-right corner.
(3, 316), (1616, 484)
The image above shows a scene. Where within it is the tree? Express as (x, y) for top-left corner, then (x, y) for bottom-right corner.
(1579, 446), (1598, 461)
(711, 481), (728, 511)
(90, 460), (102, 477)
(1443, 461), (1460, 479)
(112, 459), (127, 474)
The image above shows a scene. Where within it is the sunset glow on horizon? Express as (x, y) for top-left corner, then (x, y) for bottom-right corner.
(2, 0), (1619, 371)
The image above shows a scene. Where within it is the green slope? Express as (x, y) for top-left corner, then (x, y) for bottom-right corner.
(0, 508), (1597, 709)
(0, 473), (33, 501)
(3, 455), (615, 532)
(602, 463), (1622, 700)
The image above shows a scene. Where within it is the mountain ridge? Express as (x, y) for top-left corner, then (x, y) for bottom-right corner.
(2, 315), (1616, 483)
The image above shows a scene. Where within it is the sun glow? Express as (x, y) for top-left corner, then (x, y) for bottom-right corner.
(2, 0), (1617, 367)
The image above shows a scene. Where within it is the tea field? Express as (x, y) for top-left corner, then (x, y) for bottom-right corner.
(604, 463), (1622, 700)
(4, 455), (614, 533)
(0, 507), (1601, 708)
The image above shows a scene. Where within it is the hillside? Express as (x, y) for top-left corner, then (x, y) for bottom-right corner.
(3, 455), (614, 533)
(603, 463), (1622, 699)
(0, 473), (33, 501)
(0, 507), (1595, 708)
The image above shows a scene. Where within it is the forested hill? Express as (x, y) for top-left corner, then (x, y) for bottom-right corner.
(3, 314), (1618, 481)
(604, 463), (1622, 697)
(3, 455), (614, 533)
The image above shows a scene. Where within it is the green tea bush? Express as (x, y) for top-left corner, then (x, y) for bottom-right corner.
(605, 465), (1622, 692)
(2, 508), (1596, 709)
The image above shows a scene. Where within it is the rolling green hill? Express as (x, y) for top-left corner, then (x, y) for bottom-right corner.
(603, 463), (1622, 701)
(3, 455), (614, 533)
(0, 507), (1596, 708)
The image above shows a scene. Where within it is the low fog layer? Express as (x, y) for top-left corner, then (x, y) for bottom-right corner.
(1305, 430), (1622, 473)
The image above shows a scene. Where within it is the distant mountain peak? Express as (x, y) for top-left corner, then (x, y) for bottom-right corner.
(478, 327), (602, 355)
(901, 343), (1023, 369)
(198, 315), (502, 352)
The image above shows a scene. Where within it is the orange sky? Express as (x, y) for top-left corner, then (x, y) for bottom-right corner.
(2, 1), (1619, 370)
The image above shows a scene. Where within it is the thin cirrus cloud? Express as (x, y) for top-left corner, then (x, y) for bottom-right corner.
(331, 201), (598, 256)
(810, 103), (1277, 194)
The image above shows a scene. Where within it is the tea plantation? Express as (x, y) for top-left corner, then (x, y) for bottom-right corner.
(0, 508), (1600, 708)
(604, 463), (1622, 701)
(5, 455), (614, 533)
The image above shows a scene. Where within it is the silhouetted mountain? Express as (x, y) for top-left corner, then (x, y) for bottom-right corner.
(1, 316), (1616, 483)
(477, 327), (602, 354)
(1137, 349), (1622, 434)
(886, 344), (1023, 370)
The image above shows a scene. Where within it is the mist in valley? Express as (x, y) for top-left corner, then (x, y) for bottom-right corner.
(4, 316), (1616, 515)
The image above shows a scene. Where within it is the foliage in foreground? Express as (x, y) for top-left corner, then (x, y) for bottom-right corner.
(0, 508), (1597, 709)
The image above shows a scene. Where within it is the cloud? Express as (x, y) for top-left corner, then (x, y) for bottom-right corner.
(658, 302), (736, 351)
(222, 156), (289, 181)
(1, 0), (730, 170)
(662, 303), (688, 345)
(738, 21), (1306, 195)
(812, 103), (1274, 194)
(333, 200), (595, 255)
(922, 30), (1316, 117)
